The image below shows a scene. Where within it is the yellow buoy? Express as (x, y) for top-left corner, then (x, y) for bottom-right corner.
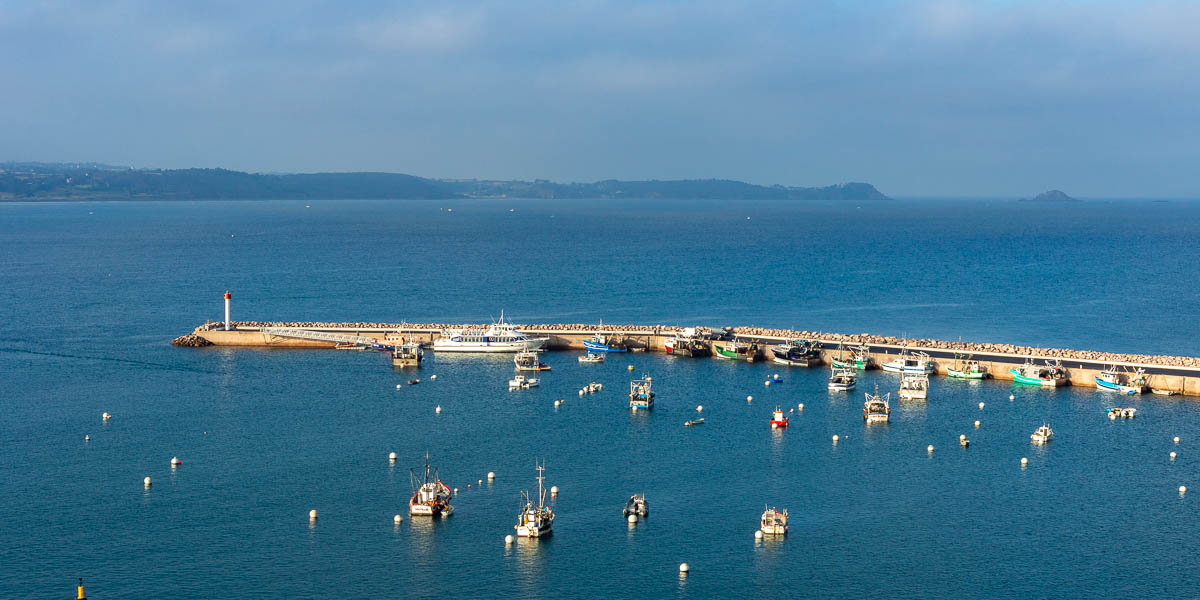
(628, 365), (634, 371)
(77, 578), (86, 600)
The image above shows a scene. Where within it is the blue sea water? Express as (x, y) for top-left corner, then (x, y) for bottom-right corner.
(2, 198), (1200, 599)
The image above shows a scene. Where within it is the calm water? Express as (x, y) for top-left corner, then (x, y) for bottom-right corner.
(2, 198), (1199, 599)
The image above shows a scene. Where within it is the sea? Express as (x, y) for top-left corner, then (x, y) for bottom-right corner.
(2, 197), (1199, 599)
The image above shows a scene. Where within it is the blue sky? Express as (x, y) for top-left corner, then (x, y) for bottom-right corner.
(1, 1), (1197, 197)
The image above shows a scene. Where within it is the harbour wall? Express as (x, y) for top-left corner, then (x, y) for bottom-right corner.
(181, 322), (1200, 396)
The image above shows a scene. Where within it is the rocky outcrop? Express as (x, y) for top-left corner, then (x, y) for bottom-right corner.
(171, 333), (214, 347)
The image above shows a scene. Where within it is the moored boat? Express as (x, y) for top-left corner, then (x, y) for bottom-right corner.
(514, 350), (551, 372)
(515, 462), (554, 537)
(622, 494), (649, 518)
(1010, 359), (1069, 387)
(433, 312), (548, 353)
(881, 350), (934, 374)
(578, 351), (606, 363)
(712, 339), (760, 362)
(390, 343), (423, 367)
(665, 331), (711, 357)
(947, 352), (989, 379)
(409, 453), (454, 517)
(769, 406), (789, 428)
(1030, 423), (1054, 444)
(684, 417), (705, 427)
(1095, 365), (1146, 395)
(629, 375), (655, 409)
(760, 506), (788, 536)
(771, 339), (822, 366)
(863, 385), (890, 423)
(898, 371), (929, 399)
(508, 375), (539, 390)
(827, 366), (857, 391)
(583, 331), (627, 353)
(831, 344), (876, 370)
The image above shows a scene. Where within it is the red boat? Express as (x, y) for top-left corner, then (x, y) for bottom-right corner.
(769, 407), (789, 428)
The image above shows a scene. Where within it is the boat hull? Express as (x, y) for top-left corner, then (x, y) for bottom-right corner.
(828, 381), (856, 392)
(516, 524), (552, 537)
(1095, 377), (1140, 395)
(1010, 369), (1067, 387)
(864, 414), (889, 423)
(433, 338), (548, 353)
(881, 361), (933, 374)
(898, 390), (927, 400)
(583, 340), (626, 353)
(832, 358), (872, 370)
(947, 369), (987, 379)
(760, 525), (787, 536)
(713, 342), (758, 361)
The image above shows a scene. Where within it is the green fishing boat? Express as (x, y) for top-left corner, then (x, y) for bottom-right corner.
(712, 339), (760, 362)
(831, 344), (875, 370)
(946, 352), (990, 379)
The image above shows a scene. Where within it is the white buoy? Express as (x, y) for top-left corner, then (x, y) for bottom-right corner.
(798, 403), (804, 410)
(628, 514), (638, 523)
(771, 422), (778, 430)
(1180, 485), (1188, 494)
(102, 412), (111, 421)
(430, 375), (437, 380)
(696, 405), (703, 412)
(959, 434), (966, 441)
(1170, 451), (1177, 459)
(832, 434), (839, 442)
(478, 479), (482, 485)
(309, 509), (318, 520)
(554, 400), (561, 407)
(927, 445), (934, 453)
(755, 529), (763, 540)
(505, 534), (514, 544)
(1174, 436), (1181, 444)
(453, 488), (458, 495)
(170, 456), (181, 466)
(974, 420), (981, 428)
(85, 435), (91, 441)
(394, 514), (402, 524)
(389, 452), (397, 462)
(488, 472), (495, 481)
(764, 380), (771, 387)
(396, 384), (403, 390)
(978, 402), (985, 410)
(144, 476), (152, 487)
(435, 405), (442, 413)
(1009, 394), (1015, 401)
(579, 390), (585, 396)
(1021, 457), (1029, 466)
(679, 563), (689, 574)
(747, 395), (753, 402)
(632, 406), (638, 412)
(550, 485), (559, 495)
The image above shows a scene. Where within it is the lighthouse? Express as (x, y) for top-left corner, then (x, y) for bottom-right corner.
(224, 291), (231, 331)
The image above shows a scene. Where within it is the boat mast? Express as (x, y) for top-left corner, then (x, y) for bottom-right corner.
(536, 460), (546, 508)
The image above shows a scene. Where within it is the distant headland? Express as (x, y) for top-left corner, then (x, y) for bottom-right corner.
(0, 162), (890, 202)
(1019, 189), (1079, 203)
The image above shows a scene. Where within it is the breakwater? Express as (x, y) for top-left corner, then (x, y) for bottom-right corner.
(176, 320), (1200, 395)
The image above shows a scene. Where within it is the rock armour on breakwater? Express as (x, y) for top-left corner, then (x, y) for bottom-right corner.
(171, 333), (214, 347)
(187, 321), (1199, 368)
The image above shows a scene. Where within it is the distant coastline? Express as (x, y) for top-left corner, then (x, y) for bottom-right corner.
(0, 162), (889, 202)
(1019, 189), (1079, 203)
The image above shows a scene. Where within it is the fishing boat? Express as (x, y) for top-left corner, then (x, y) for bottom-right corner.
(583, 332), (627, 353)
(769, 406), (789, 428)
(1010, 359), (1069, 387)
(1094, 365), (1146, 395)
(863, 385), (890, 423)
(831, 344), (876, 370)
(433, 312), (548, 353)
(712, 339), (760, 362)
(1030, 423), (1054, 444)
(827, 366), (857, 391)
(622, 494), (649, 518)
(881, 350), (934, 374)
(514, 462), (554, 537)
(409, 453), (454, 517)
(946, 352), (989, 379)
(1151, 388), (1180, 396)
(629, 376), (655, 409)
(665, 332), (711, 357)
(578, 351), (606, 363)
(760, 506), (788, 536)
(898, 372), (929, 400)
(508, 375), (539, 390)
(390, 343), (423, 367)
(684, 418), (705, 427)
(771, 339), (822, 366)
(514, 350), (551, 372)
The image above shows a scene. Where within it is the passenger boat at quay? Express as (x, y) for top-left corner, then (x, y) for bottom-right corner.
(1095, 365), (1147, 395)
(881, 349), (934, 374)
(578, 351), (605, 363)
(409, 454), (454, 517)
(831, 344), (875, 370)
(1010, 359), (1069, 387)
(898, 371), (929, 400)
(390, 343), (423, 367)
(432, 313), (548, 353)
(1030, 423), (1054, 444)
(760, 507), (788, 536)
(946, 352), (989, 379)
(514, 350), (551, 372)
(629, 376), (655, 409)
(622, 494), (649, 518)
(828, 366), (857, 391)
(712, 339), (760, 361)
(515, 463), (554, 538)
(771, 339), (822, 366)
(769, 406), (789, 428)
(665, 330), (711, 357)
(863, 385), (890, 423)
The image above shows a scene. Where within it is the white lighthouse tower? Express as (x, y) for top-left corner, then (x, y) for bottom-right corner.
(224, 291), (232, 331)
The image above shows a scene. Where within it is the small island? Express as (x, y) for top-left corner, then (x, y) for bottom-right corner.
(1020, 189), (1079, 203)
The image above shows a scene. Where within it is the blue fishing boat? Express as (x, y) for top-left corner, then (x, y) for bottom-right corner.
(583, 332), (627, 353)
(1095, 365), (1146, 395)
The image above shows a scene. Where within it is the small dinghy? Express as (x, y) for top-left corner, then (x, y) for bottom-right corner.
(508, 375), (539, 391)
(684, 418), (705, 427)
(622, 493), (649, 518)
(1106, 407), (1137, 419)
(1030, 423), (1054, 444)
(578, 351), (606, 363)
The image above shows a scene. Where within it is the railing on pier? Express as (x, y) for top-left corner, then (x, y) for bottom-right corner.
(260, 327), (380, 346)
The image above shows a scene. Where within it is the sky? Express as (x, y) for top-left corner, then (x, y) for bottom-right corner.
(1, 1), (1198, 197)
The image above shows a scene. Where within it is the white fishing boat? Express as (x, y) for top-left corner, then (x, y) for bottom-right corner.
(1095, 365), (1146, 395)
(898, 372), (929, 400)
(760, 506), (788, 536)
(390, 343), (423, 367)
(881, 349), (934, 374)
(1030, 423), (1054, 444)
(514, 350), (551, 372)
(947, 352), (989, 379)
(863, 385), (890, 423)
(409, 453), (454, 517)
(432, 312), (548, 353)
(578, 351), (606, 363)
(515, 462), (554, 537)
(622, 494), (649, 518)
(508, 375), (539, 390)
(827, 366), (857, 392)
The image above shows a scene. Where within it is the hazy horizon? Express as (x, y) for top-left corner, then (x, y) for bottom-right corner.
(2, 1), (1198, 197)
